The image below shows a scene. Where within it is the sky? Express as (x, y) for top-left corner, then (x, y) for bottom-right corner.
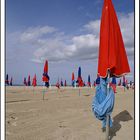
(6, 0), (134, 85)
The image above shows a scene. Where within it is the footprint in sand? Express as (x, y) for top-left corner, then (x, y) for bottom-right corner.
(11, 116), (18, 120)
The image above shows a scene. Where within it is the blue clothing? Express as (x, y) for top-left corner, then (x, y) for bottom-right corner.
(92, 78), (115, 128)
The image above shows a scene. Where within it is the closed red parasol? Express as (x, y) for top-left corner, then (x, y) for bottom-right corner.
(32, 74), (37, 87)
(42, 60), (50, 87)
(96, 0), (130, 139)
(72, 72), (75, 81)
(98, 0), (130, 78)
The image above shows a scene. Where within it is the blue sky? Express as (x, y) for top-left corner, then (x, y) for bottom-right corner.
(6, 0), (134, 85)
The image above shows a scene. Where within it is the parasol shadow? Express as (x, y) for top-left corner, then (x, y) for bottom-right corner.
(109, 110), (133, 140)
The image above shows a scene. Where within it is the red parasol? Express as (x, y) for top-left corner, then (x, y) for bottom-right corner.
(98, 0), (130, 78)
(32, 74), (37, 87)
(64, 80), (67, 86)
(72, 72), (75, 81)
(97, 0), (130, 139)
(42, 60), (49, 83)
(44, 60), (48, 73)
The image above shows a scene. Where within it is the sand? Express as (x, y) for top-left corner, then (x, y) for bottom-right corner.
(5, 86), (134, 140)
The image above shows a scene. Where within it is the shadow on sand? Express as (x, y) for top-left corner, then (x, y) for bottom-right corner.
(109, 110), (133, 140)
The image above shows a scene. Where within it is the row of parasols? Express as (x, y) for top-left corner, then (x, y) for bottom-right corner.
(5, 61), (133, 91)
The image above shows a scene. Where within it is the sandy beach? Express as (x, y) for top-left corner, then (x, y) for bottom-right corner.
(5, 86), (134, 140)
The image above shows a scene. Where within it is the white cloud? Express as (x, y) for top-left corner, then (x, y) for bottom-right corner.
(20, 26), (57, 43)
(84, 20), (100, 34)
(83, 12), (134, 60)
(6, 12), (134, 64)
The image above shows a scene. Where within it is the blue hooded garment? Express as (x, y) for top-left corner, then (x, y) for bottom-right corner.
(92, 78), (115, 128)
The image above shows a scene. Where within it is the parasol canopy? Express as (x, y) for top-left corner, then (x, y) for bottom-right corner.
(77, 67), (83, 87)
(61, 79), (63, 86)
(5, 74), (9, 85)
(32, 74), (37, 87)
(42, 60), (50, 87)
(72, 72), (75, 87)
(98, 0), (130, 78)
(23, 77), (27, 86)
(88, 75), (91, 87)
(28, 75), (31, 86)
(10, 77), (13, 86)
(72, 72), (75, 81)
(64, 80), (67, 86)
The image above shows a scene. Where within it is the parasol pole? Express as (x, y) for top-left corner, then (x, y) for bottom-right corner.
(33, 86), (34, 94)
(105, 70), (110, 140)
(79, 87), (80, 96)
(42, 83), (45, 100)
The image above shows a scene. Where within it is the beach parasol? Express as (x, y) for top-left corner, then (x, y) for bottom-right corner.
(93, 81), (96, 87)
(42, 60), (50, 88)
(92, 0), (130, 139)
(5, 74), (9, 85)
(23, 77), (27, 86)
(64, 80), (67, 87)
(27, 75), (31, 86)
(77, 67), (83, 96)
(32, 74), (37, 87)
(42, 60), (50, 100)
(32, 74), (37, 94)
(61, 79), (63, 86)
(88, 75), (91, 87)
(77, 67), (83, 87)
(72, 72), (75, 87)
(10, 77), (13, 86)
